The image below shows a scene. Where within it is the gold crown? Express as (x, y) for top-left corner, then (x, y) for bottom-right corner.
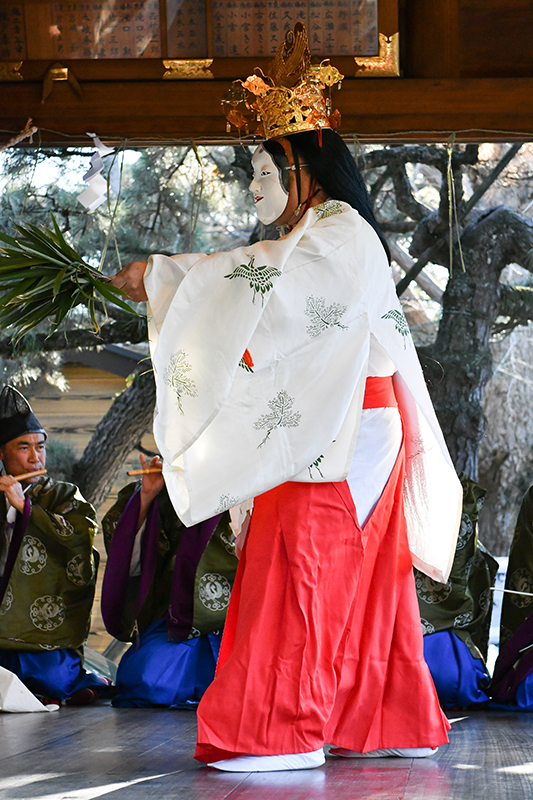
(222, 23), (344, 140)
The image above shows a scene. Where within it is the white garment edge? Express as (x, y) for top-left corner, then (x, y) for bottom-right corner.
(208, 748), (326, 772)
(228, 408), (400, 543)
(129, 519), (146, 577)
(0, 666), (60, 713)
(329, 747), (438, 758)
(347, 407), (402, 527)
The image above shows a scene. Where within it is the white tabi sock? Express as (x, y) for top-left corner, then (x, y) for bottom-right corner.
(208, 748), (326, 772)
(329, 746), (438, 759)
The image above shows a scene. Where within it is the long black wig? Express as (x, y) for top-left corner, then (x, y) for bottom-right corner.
(264, 129), (390, 263)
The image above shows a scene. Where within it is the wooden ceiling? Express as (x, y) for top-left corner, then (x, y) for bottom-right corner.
(1, 0), (533, 145)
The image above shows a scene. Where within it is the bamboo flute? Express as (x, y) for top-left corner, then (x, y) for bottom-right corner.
(13, 469), (47, 481)
(127, 467), (163, 476)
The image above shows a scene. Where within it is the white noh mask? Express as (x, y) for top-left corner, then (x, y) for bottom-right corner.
(250, 146), (289, 225)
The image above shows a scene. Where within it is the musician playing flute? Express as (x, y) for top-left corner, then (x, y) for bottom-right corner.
(0, 385), (108, 705)
(101, 453), (238, 708)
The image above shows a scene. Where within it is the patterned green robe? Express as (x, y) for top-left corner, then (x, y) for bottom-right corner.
(0, 476), (98, 652)
(415, 473), (498, 662)
(500, 485), (533, 648)
(102, 482), (238, 642)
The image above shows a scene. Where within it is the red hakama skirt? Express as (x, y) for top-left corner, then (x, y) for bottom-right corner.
(195, 379), (450, 762)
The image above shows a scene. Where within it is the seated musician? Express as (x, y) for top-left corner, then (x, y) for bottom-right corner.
(0, 385), (108, 705)
(101, 454), (238, 708)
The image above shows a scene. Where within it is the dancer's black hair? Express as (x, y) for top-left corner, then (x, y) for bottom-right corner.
(264, 129), (390, 263)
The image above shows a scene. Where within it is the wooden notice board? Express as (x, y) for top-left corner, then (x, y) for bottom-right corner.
(0, 0), (399, 78)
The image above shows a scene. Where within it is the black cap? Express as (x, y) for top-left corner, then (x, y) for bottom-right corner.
(0, 386), (47, 448)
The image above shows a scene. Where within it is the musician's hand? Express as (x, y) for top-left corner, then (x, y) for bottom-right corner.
(0, 475), (25, 513)
(111, 261), (148, 302)
(139, 454), (164, 503)
(137, 454), (164, 531)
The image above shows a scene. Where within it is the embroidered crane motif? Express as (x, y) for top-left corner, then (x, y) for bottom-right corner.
(239, 349), (254, 372)
(308, 454), (325, 479)
(224, 254), (281, 305)
(254, 390), (301, 448)
(381, 309), (410, 348)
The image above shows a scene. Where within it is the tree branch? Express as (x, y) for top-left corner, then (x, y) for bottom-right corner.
(396, 144), (523, 296)
(72, 368), (156, 508)
(0, 317), (148, 358)
(388, 158), (432, 221)
(378, 219), (417, 233)
(496, 285), (533, 334)
(368, 167), (391, 210)
(358, 144), (478, 173)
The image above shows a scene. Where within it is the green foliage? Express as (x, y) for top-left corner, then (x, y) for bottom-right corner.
(0, 145), (256, 276)
(0, 215), (136, 340)
(0, 144), (256, 378)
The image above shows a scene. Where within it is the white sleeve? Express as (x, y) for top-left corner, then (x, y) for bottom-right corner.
(144, 253), (206, 335)
(129, 520), (146, 577)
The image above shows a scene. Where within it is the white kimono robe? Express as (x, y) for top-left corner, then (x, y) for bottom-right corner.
(144, 200), (462, 583)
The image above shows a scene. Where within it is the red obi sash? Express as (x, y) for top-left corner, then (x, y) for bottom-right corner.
(362, 375), (398, 409)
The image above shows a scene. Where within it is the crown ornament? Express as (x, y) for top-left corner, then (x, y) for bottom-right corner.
(222, 23), (344, 140)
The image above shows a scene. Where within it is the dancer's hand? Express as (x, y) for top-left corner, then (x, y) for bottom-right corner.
(111, 261), (148, 302)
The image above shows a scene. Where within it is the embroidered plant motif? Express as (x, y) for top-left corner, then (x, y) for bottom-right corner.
(224, 254), (281, 305)
(215, 494), (240, 513)
(304, 295), (348, 338)
(313, 199), (344, 220)
(254, 390), (301, 448)
(308, 454), (325, 479)
(164, 350), (198, 414)
(381, 309), (410, 348)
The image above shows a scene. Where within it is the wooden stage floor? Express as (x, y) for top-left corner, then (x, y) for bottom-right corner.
(2, 708), (533, 799)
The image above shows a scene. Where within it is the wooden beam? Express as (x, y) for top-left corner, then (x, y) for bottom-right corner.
(404, 0), (461, 78)
(2, 77), (533, 145)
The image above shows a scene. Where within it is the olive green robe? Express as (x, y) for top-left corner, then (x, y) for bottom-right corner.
(102, 482), (238, 642)
(500, 485), (533, 648)
(415, 473), (498, 662)
(0, 477), (98, 652)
